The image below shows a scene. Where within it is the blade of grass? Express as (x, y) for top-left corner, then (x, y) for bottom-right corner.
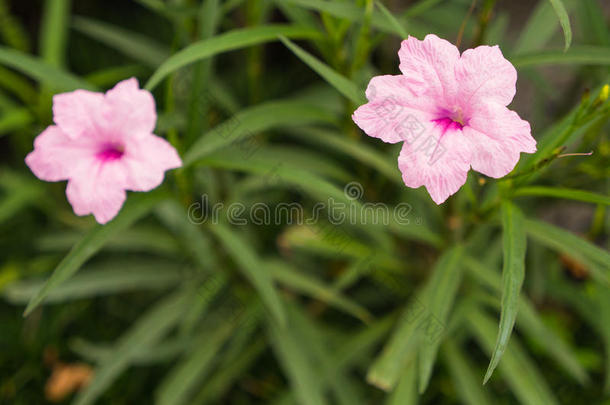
(23, 191), (167, 316)
(468, 307), (559, 405)
(266, 259), (372, 323)
(525, 218), (610, 285)
(368, 246), (463, 391)
(418, 246), (464, 392)
(209, 222), (287, 326)
(73, 289), (194, 405)
(484, 202), (526, 383)
(72, 16), (170, 67)
(465, 256), (589, 384)
(547, 0), (572, 51)
(155, 319), (239, 405)
(443, 340), (493, 405)
(511, 46), (610, 67)
(514, 186), (610, 205)
(3, 260), (181, 303)
(183, 99), (337, 166)
(375, 0), (407, 39)
(0, 46), (94, 91)
(279, 36), (364, 105)
(145, 25), (321, 90)
(40, 0), (71, 67)
(267, 314), (328, 405)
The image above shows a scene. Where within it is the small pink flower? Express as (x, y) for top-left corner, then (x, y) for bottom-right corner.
(353, 34), (536, 204)
(25, 78), (182, 224)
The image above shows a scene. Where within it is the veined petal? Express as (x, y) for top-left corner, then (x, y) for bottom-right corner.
(468, 103), (536, 155)
(463, 126), (522, 178)
(53, 90), (105, 139)
(398, 34), (460, 105)
(353, 75), (441, 144)
(122, 134), (182, 191)
(398, 119), (471, 204)
(456, 45), (517, 109)
(25, 126), (97, 182)
(66, 159), (129, 224)
(103, 78), (156, 138)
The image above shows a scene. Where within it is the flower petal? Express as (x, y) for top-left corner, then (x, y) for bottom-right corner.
(353, 75), (441, 144)
(398, 34), (460, 105)
(122, 134), (182, 191)
(464, 103), (535, 178)
(103, 78), (156, 138)
(463, 126), (522, 178)
(25, 126), (98, 182)
(398, 120), (471, 204)
(53, 90), (105, 139)
(456, 45), (517, 109)
(66, 159), (129, 224)
(468, 103), (536, 153)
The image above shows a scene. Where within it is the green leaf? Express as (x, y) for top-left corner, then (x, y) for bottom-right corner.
(513, 0), (574, 54)
(511, 46), (610, 68)
(464, 256), (589, 384)
(3, 260), (181, 304)
(547, 0), (572, 51)
(468, 307), (559, 405)
(183, 99), (337, 166)
(484, 202), (527, 383)
(145, 25), (321, 90)
(443, 340), (493, 405)
(23, 191), (167, 316)
(418, 246), (464, 392)
(279, 0), (426, 37)
(375, 0), (408, 39)
(267, 313), (328, 405)
(287, 127), (398, 183)
(40, 0), (71, 67)
(209, 222), (287, 326)
(525, 218), (610, 285)
(73, 289), (194, 405)
(0, 107), (31, 136)
(514, 186), (610, 205)
(72, 16), (170, 67)
(368, 246), (463, 391)
(0, 46), (95, 91)
(266, 259), (372, 323)
(386, 363), (418, 405)
(155, 320), (239, 405)
(279, 36), (365, 105)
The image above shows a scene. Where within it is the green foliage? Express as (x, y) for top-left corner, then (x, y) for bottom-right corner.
(0, 0), (609, 404)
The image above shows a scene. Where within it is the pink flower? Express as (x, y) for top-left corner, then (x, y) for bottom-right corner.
(25, 78), (182, 224)
(353, 34), (536, 204)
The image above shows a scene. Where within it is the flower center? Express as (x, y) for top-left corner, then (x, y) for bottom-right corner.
(97, 143), (125, 161)
(438, 107), (467, 130)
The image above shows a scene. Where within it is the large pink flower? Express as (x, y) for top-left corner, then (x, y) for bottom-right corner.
(25, 78), (182, 224)
(353, 34), (536, 204)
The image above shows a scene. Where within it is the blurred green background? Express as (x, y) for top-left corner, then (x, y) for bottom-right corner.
(0, 0), (609, 404)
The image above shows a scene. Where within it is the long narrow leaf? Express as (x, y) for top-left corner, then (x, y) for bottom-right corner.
(484, 202), (527, 383)
(145, 25), (321, 90)
(23, 191), (167, 315)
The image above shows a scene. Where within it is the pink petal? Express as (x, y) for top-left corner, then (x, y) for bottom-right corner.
(463, 103), (535, 178)
(463, 126), (523, 178)
(103, 78), (156, 138)
(353, 75), (441, 144)
(66, 159), (129, 224)
(53, 90), (105, 139)
(398, 120), (471, 204)
(456, 45), (517, 110)
(25, 126), (97, 182)
(122, 134), (182, 191)
(398, 34), (460, 106)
